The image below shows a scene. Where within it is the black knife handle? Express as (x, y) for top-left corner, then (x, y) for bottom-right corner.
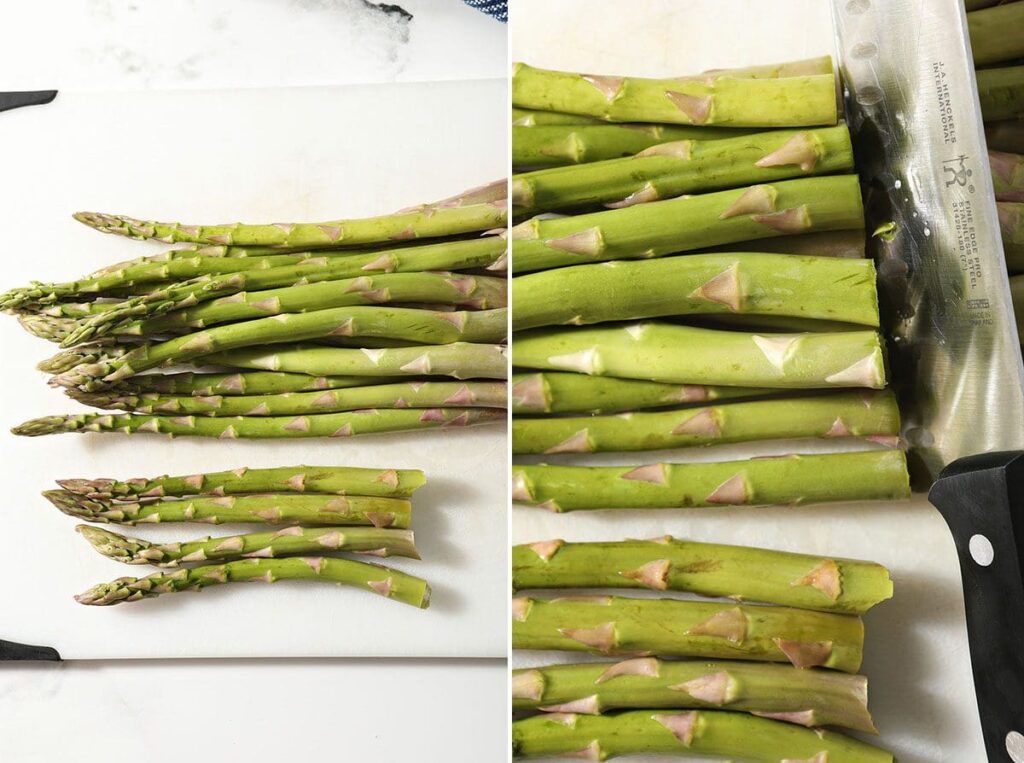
(0, 638), (60, 661)
(0, 90), (57, 114)
(929, 452), (1024, 762)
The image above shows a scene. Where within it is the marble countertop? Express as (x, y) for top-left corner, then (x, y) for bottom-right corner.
(0, 2), (507, 761)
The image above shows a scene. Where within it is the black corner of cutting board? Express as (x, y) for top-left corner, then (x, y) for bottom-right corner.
(0, 638), (61, 661)
(0, 90), (58, 114)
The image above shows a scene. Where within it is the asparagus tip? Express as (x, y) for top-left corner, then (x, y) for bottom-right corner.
(12, 415), (75, 437)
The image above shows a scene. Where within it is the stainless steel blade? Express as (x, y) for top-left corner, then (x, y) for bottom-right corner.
(831, 0), (1024, 482)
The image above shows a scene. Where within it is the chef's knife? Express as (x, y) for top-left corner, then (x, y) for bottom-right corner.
(832, 0), (1024, 760)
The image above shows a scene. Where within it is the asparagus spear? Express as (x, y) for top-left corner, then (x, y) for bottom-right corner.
(977, 65), (1024, 121)
(701, 228), (866, 258)
(512, 390), (898, 455)
(511, 175), (865, 273)
(513, 107), (606, 126)
(991, 150), (1024, 202)
(45, 490), (413, 528)
(57, 463), (425, 500)
(968, 1), (1024, 67)
(68, 381), (508, 416)
(1000, 201), (1024, 271)
(512, 596), (864, 671)
(65, 236), (506, 343)
(512, 63), (838, 127)
(76, 556), (431, 608)
(78, 524), (420, 565)
(409, 178), (508, 212)
(511, 450), (910, 511)
(73, 199), (507, 247)
(511, 372), (769, 414)
(90, 371), (396, 397)
(200, 342), (508, 380)
(511, 252), (879, 331)
(512, 659), (877, 733)
(59, 307), (508, 385)
(513, 126), (855, 214)
(512, 124), (754, 168)
(13, 407), (505, 439)
(512, 537), (892, 614)
(512, 323), (886, 389)
(987, 118), (1024, 154)
(511, 710), (893, 761)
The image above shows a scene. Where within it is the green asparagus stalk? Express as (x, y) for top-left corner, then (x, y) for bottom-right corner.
(511, 710), (893, 761)
(45, 490), (413, 528)
(78, 524), (420, 565)
(511, 450), (910, 511)
(63, 236), (507, 344)
(513, 126), (855, 214)
(511, 253), (878, 331)
(512, 596), (864, 671)
(991, 150), (1024, 202)
(17, 314), (80, 343)
(700, 55), (835, 79)
(409, 178), (508, 212)
(57, 463), (425, 500)
(76, 556), (431, 608)
(977, 65), (1024, 121)
(512, 63), (838, 127)
(512, 659), (876, 733)
(73, 199), (507, 247)
(1001, 201), (1024, 271)
(512, 390), (898, 455)
(91, 371), (396, 397)
(969, 1), (1024, 67)
(511, 372), (769, 414)
(68, 381), (508, 416)
(512, 322), (886, 389)
(512, 124), (755, 168)
(513, 107), (606, 126)
(702, 228), (866, 258)
(200, 342), (508, 380)
(987, 118), (1024, 154)
(38, 342), (131, 374)
(511, 175), (865, 273)
(59, 307), (508, 386)
(13, 407), (505, 439)
(512, 537), (892, 614)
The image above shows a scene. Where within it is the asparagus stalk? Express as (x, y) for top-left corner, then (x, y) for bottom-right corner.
(78, 524), (420, 565)
(991, 150), (1024, 202)
(512, 390), (898, 455)
(59, 307), (508, 385)
(977, 65), (1024, 121)
(512, 537), (892, 615)
(73, 199), (507, 247)
(64, 236), (507, 343)
(512, 596), (864, 671)
(57, 463), (425, 500)
(90, 371), (397, 397)
(511, 252), (879, 331)
(1000, 201), (1024, 271)
(968, 1), (1024, 67)
(512, 322), (886, 389)
(13, 407), (505, 439)
(702, 228), (866, 258)
(513, 126), (855, 214)
(513, 107), (606, 126)
(511, 450), (910, 511)
(68, 381), (508, 416)
(511, 175), (865, 273)
(45, 490), (414, 528)
(512, 659), (876, 733)
(511, 372), (769, 414)
(76, 556), (431, 608)
(511, 710), (893, 761)
(409, 178), (508, 212)
(511, 63), (838, 127)
(199, 342), (508, 380)
(987, 118), (1024, 154)
(512, 124), (754, 168)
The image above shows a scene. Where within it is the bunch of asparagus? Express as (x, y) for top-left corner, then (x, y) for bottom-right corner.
(512, 537), (895, 761)
(1, 181), (509, 440)
(46, 464), (431, 608)
(967, 1), (1024, 273)
(510, 56), (911, 513)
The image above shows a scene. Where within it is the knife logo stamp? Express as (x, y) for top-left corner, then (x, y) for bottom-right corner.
(943, 155), (974, 193)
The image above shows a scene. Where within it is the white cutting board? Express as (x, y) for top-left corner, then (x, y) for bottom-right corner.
(0, 79), (508, 658)
(511, 1), (987, 761)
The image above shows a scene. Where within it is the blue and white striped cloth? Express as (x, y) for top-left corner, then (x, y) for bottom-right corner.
(463, 0), (507, 22)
